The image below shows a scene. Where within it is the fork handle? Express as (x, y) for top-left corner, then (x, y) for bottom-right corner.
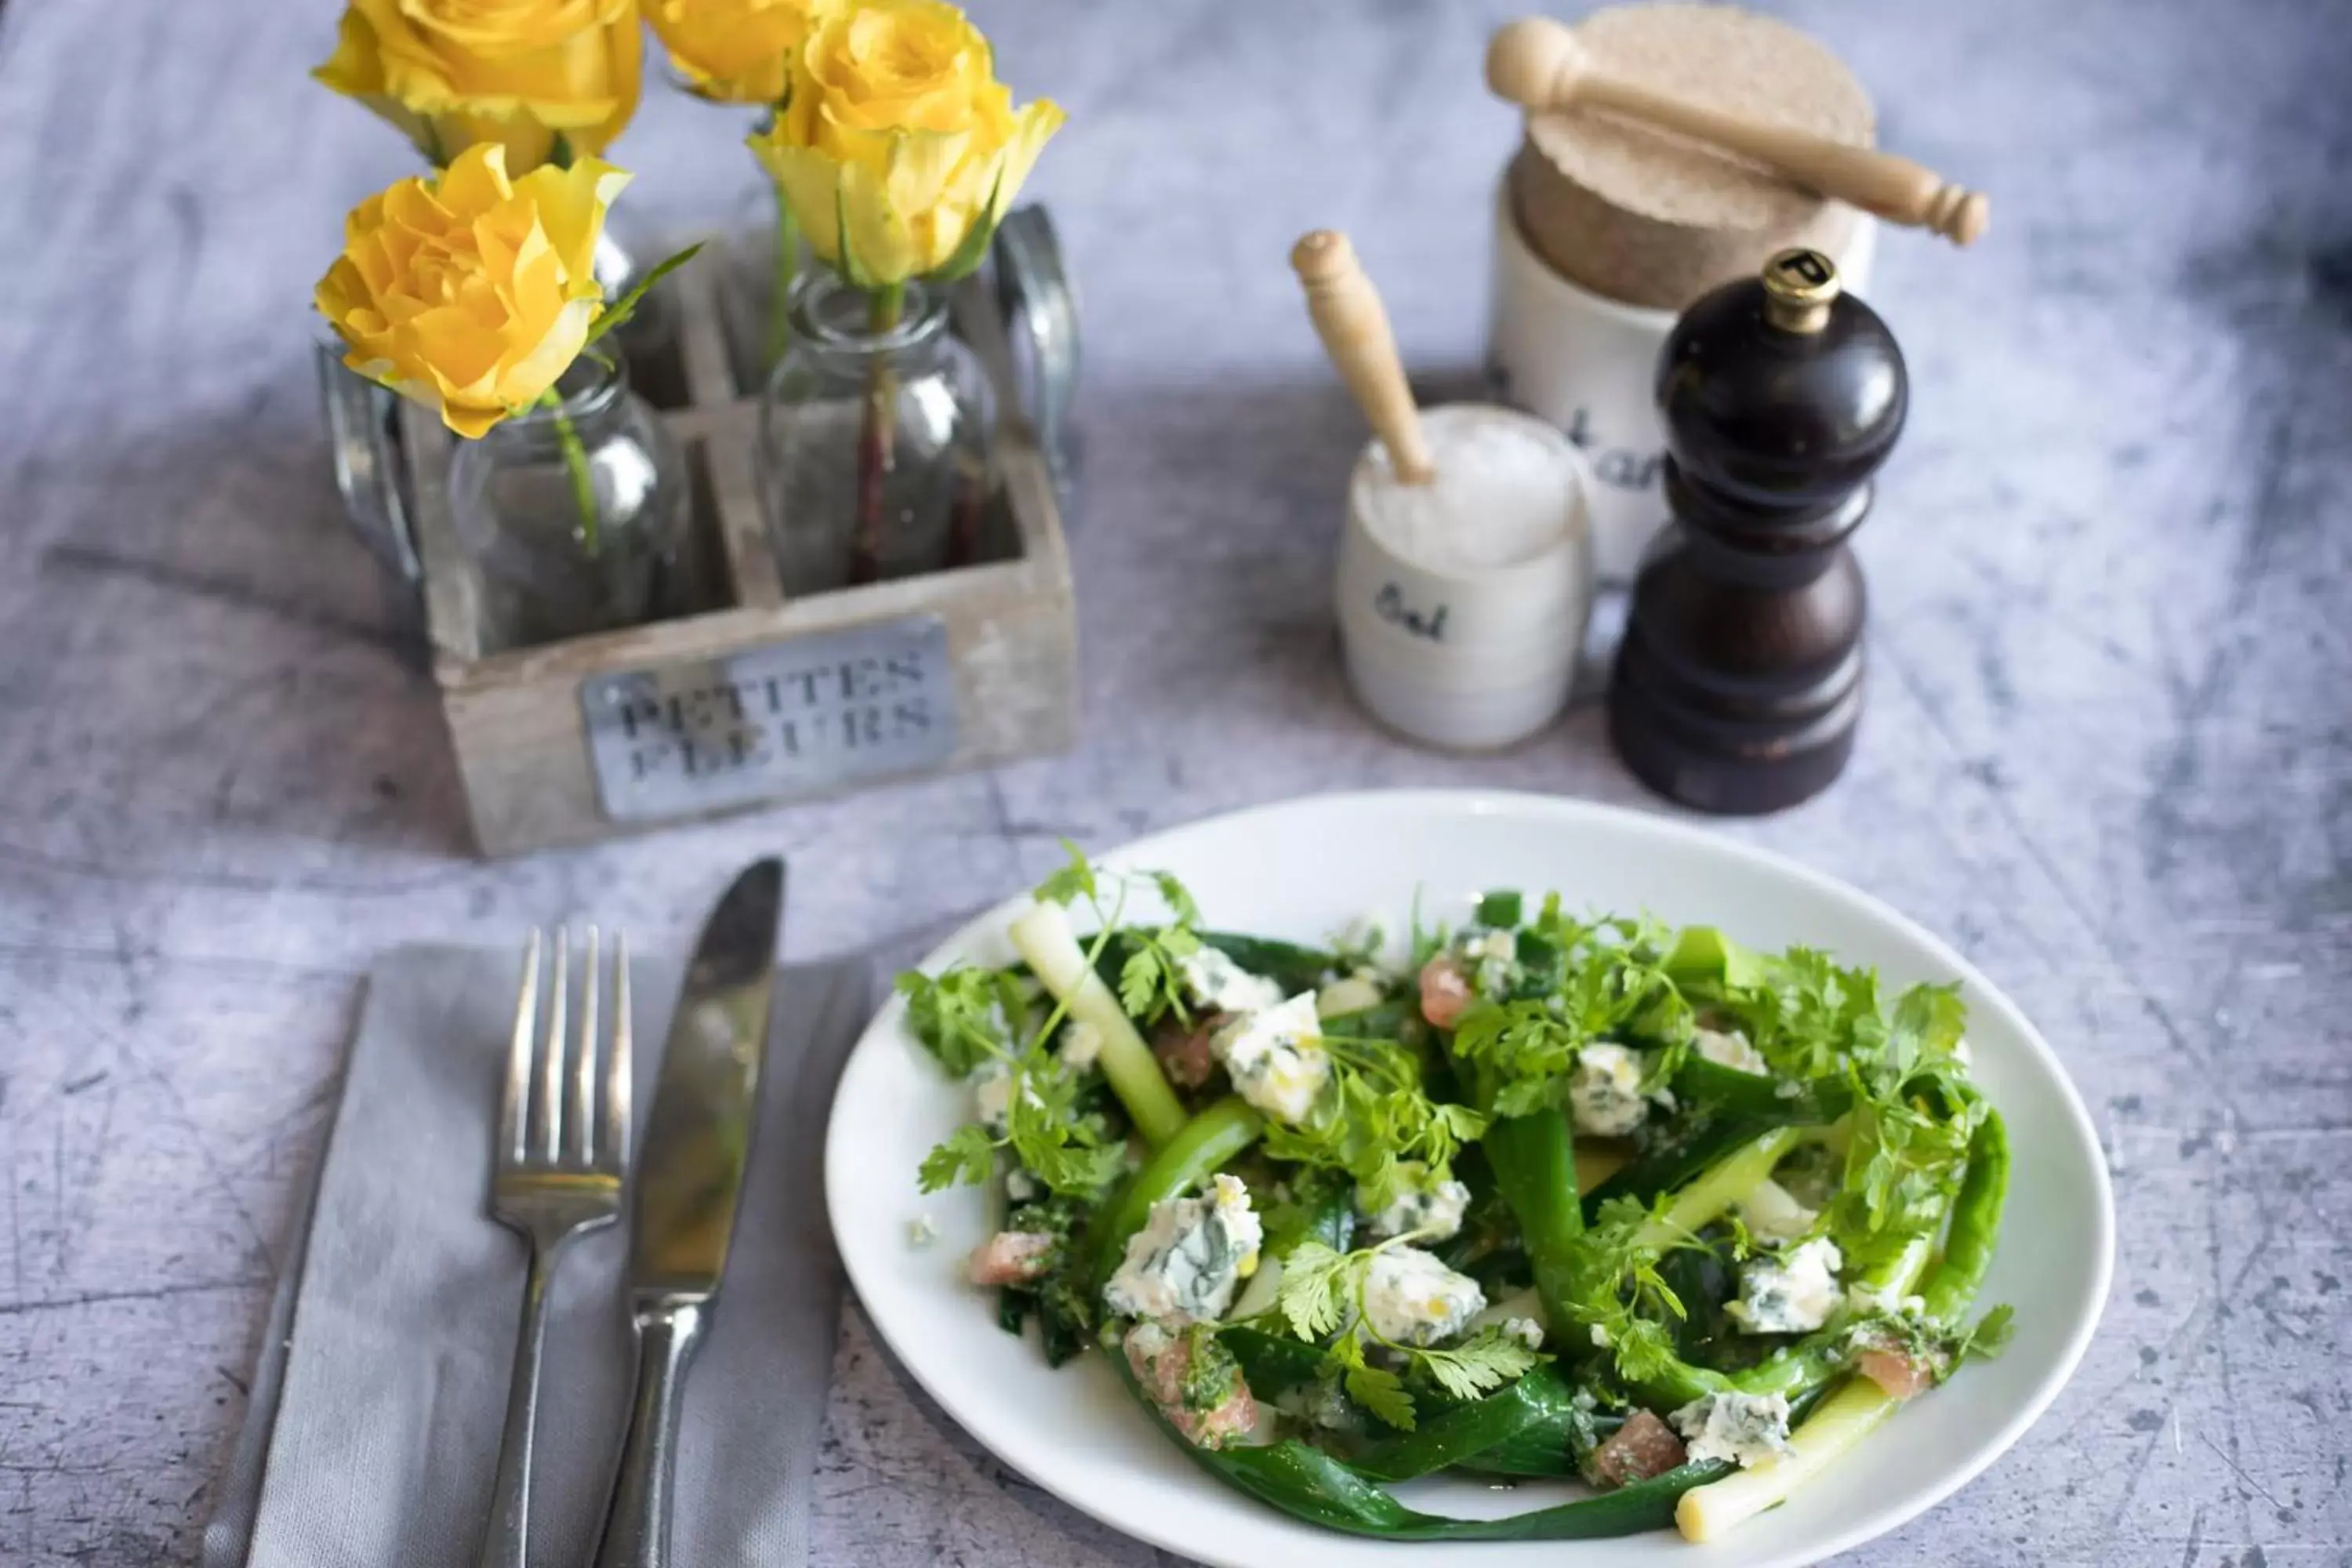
(475, 1235), (570, 1568)
(592, 1298), (706, 1568)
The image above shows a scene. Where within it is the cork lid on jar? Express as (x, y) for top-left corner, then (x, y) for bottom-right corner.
(1508, 3), (1875, 313)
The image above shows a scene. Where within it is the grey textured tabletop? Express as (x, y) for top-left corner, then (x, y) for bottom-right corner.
(3, 0), (2348, 1563)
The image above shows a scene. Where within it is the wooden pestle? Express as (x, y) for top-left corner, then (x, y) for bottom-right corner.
(1290, 230), (1435, 485)
(1486, 16), (1989, 247)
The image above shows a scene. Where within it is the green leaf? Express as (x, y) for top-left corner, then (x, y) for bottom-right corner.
(1417, 1328), (1543, 1403)
(1262, 1029), (1475, 1202)
(1152, 871), (1203, 928)
(1338, 1344), (1416, 1432)
(898, 967), (1019, 1076)
(1475, 891), (1524, 929)
(1276, 1241), (1352, 1342)
(583, 243), (705, 347)
(1004, 1050), (1125, 1199)
(1491, 1076), (1561, 1119)
(1033, 840), (1098, 907)
(1118, 946), (1166, 1018)
(1889, 982), (1969, 1071)
(919, 1123), (997, 1192)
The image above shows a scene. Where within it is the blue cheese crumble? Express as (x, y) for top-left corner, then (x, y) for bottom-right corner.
(1315, 972), (1387, 1018)
(1461, 929), (1519, 997)
(969, 1062), (1014, 1132)
(1695, 1025), (1769, 1075)
(1362, 1171), (1473, 1243)
(1359, 1246), (1486, 1347)
(1102, 1174), (1263, 1323)
(1060, 1018), (1104, 1070)
(1671, 1391), (1793, 1468)
(1729, 1236), (1844, 1334)
(1734, 1178), (1818, 1246)
(1180, 947), (1286, 1016)
(1212, 993), (1331, 1124)
(1568, 1041), (1649, 1138)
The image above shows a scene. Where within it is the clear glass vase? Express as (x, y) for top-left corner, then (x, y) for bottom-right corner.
(757, 274), (995, 594)
(448, 356), (689, 649)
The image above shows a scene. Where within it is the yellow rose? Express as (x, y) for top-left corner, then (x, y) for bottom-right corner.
(315, 0), (642, 171)
(315, 143), (629, 437)
(750, 0), (1064, 285)
(649, 0), (829, 106)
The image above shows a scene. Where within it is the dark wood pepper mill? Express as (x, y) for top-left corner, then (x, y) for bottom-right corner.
(1608, 247), (1908, 813)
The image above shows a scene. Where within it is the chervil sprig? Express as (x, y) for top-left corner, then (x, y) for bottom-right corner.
(897, 965), (1029, 1077)
(1260, 1032), (1486, 1213)
(1273, 1236), (1545, 1431)
(916, 1040), (1126, 1200)
(1448, 912), (1693, 1117)
(1555, 1194), (1711, 1387)
(1116, 877), (1206, 1026)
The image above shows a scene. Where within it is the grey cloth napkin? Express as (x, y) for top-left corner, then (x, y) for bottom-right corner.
(202, 942), (874, 1568)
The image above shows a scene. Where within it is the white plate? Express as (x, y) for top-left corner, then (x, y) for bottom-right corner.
(825, 791), (2114, 1567)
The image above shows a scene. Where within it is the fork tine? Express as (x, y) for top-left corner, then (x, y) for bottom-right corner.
(572, 926), (601, 1166)
(503, 931), (543, 1166)
(540, 925), (569, 1163)
(606, 931), (633, 1174)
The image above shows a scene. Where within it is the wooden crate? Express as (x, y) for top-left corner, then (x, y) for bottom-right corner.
(399, 260), (1079, 858)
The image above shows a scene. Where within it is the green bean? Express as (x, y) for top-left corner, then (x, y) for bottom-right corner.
(1643, 1126), (1809, 1243)
(1112, 1343), (1733, 1543)
(1341, 1365), (1578, 1483)
(1583, 1113), (1765, 1220)
(1671, 1058), (1852, 1124)
(1923, 1109), (2009, 1320)
(1217, 1324), (1327, 1397)
(1480, 1105), (1585, 1338)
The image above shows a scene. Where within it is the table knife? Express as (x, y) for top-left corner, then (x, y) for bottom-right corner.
(591, 858), (785, 1568)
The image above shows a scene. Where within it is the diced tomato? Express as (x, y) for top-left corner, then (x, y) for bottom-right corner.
(1856, 1346), (1933, 1401)
(1125, 1321), (1261, 1450)
(1168, 1385), (1260, 1449)
(1419, 956), (1475, 1029)
(1589, 1408), (1688, 1489)
(967, 1230), (1056, 1286)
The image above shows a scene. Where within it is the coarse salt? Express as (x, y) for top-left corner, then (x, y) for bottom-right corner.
(1353, 406), (1577, 574)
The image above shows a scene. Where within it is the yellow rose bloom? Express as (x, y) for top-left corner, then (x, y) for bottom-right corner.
(315, 0), (642, 171)
(750, 0), (1064, 286)
(315, 143), (629, 437)
(649, 0), (829, 107)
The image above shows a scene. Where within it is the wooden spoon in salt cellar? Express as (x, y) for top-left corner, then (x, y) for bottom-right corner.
(1486, 16), (1991, 246)
(1290, 229), (1436, 485)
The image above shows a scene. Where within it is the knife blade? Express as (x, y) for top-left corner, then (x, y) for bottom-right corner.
(593, 858), (784, 1568)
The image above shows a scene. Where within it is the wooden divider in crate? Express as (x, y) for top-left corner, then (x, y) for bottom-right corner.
(401, 259), (1078, 858)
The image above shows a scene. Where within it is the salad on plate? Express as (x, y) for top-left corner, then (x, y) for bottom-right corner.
(896, 846), (2013, 1545)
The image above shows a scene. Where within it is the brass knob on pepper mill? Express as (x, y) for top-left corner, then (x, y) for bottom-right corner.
(1607, 247), (1909, 813)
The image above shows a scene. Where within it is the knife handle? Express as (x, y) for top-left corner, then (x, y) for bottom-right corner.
(592, 1298), (706, 1568)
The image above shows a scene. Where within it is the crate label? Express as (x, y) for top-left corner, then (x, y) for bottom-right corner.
(579, 616), (957, 821)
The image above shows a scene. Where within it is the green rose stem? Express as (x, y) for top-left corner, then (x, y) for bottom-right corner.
(765, 182), (799, 371)
(850, 278), (906, 585)
(539, 386), (601, 554)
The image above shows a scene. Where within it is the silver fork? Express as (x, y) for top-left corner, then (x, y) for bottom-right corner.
(477, 927), (633, 1568)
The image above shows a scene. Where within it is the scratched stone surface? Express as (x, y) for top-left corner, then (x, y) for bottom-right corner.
(1, 0), (2348, 1563)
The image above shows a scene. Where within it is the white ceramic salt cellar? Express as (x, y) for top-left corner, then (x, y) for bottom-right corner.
(1292, 232), (1595, 751)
